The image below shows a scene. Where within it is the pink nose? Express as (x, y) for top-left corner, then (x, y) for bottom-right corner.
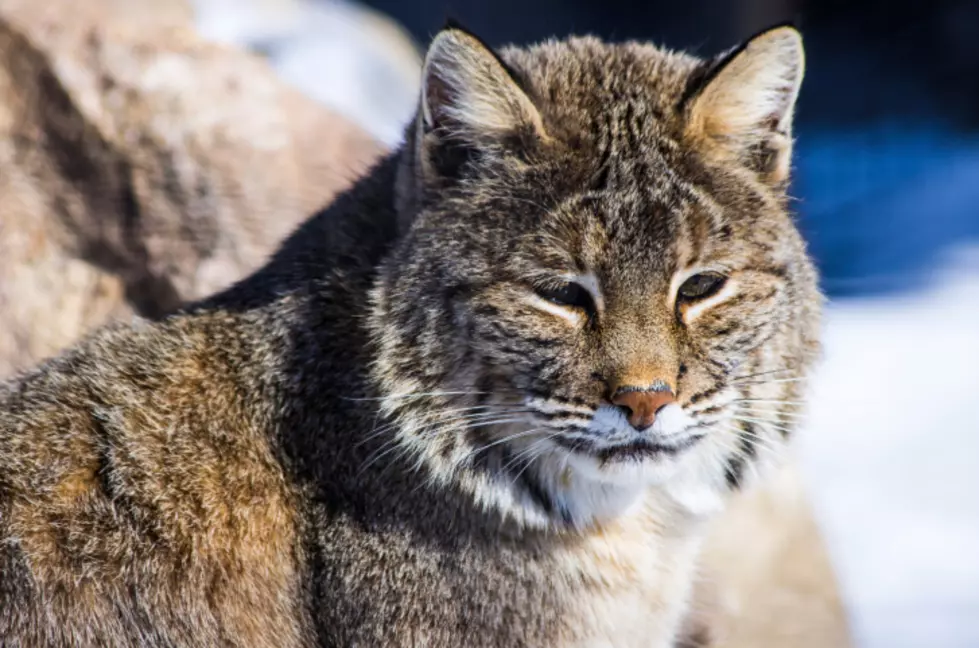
(611, 389), (676, 431)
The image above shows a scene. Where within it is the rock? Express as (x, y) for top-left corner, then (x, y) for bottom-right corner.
(684, 460), (853, 648)
(192, 0), (422, 146)
(0, 0), (383, 375)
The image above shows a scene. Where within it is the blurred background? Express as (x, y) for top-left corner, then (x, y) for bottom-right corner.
(2, 0), (976, 645)
(194, 1), (979, 645)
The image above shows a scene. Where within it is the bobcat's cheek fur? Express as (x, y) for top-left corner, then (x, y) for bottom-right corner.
(1, 25), (819, 648)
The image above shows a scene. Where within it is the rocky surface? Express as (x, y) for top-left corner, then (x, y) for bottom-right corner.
(689, 460), (853, 648)
(0, 0), (383, 375)
(193, 0), (422, 146)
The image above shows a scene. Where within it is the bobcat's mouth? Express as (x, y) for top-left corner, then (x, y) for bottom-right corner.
(553, 432), (705, 464)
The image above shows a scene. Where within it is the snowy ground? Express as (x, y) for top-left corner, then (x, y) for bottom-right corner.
(801, 253), (979, 648)
(194, 3), (979, 644)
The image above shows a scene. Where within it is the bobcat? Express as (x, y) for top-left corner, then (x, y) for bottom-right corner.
(0, 23), (819, 647)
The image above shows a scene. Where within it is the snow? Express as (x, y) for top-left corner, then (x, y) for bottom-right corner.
(800, 253), (979, 648)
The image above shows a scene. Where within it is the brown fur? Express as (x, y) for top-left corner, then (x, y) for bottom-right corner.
(1, 25), (820, 647)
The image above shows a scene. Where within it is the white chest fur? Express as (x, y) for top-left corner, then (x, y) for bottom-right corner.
(554, 493), (709, 648)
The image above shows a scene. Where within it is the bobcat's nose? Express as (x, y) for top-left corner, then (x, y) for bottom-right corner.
(611, 387), (676, 431)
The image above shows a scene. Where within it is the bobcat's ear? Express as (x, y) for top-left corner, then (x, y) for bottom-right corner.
(684, 26), (804, 186)
(413, 25), (546, 183)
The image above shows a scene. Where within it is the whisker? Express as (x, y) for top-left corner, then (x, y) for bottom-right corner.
(455, 417), (531, 432)
(357, 440), (417, 478)
(730, 368), (796, 382)
(342, 390), (490, 402)
(734, 407), (808, 419)
(728, 416), (794, 435)
(714, 426), (785, 461)
(719, 427), (784, 451)
(467, 427), (549, 459)
(507, 434), (563, 488)
(428, 409), (532, 427)
(731, 399), (808, 406)
(502, 430), (563, 476)
(713, 419), (786, 445)
(718, 444), (770, 482)
(356, 407), (534, 447)
(536, 417), (592, 430)
(454, 427), (551, 470)
(501, 439), (546, 475)
(357, 416), (530, 477)
(731, 377), (807, 386)
(356, 407), (492, 444)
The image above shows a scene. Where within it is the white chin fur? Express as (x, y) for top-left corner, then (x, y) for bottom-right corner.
(560, 445), (684, 487)
(531, 447), (653, 526)
(519, 403), (717, 527)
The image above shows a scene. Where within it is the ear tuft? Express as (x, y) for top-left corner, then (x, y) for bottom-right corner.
(685, 26), (805, 185)
(396, 26), (546, 225)
(421, 28), (545, 141)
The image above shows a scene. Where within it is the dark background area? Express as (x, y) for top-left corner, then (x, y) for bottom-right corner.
(359, 0), (979, 298)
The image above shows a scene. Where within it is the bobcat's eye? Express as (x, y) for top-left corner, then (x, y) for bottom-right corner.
(535, 282), (596, 315)
(677, 272), (727, 302)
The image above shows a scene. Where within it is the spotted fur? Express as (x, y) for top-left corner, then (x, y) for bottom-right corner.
(0, 25), (820, 647)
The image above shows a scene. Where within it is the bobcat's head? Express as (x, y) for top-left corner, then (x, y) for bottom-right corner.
(370, 25), (820, 529)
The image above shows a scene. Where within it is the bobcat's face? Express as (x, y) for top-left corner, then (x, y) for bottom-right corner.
(372, 27), (820, 528)
(472, 187), (809, 491)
